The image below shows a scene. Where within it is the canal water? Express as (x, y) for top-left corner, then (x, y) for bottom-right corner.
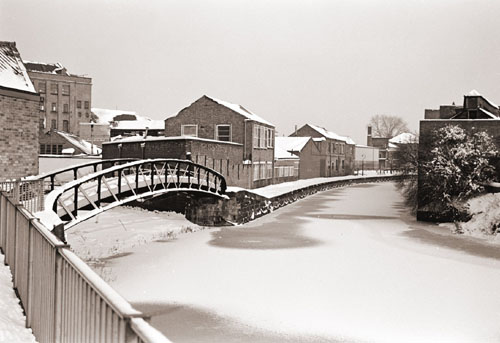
(101, 182), (500, 342)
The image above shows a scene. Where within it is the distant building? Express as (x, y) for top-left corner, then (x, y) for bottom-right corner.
(164, 95), (276, 188)
(274, 136), (322, 181)
(424, 90), (499, 120)
(418, 90), (500, 221)
(0, 41), (40, 179)
(39, 130), (101, 156)
(24, 60), (92, 136)
(289, 124), (355, 176)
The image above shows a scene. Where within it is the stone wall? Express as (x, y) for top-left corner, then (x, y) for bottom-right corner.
(186, 175), (405, 226)
(0, 90), (39, 180)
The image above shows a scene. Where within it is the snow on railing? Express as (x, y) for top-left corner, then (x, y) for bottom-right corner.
(0, 191), (171, 343)
(0, 179), (46, 213)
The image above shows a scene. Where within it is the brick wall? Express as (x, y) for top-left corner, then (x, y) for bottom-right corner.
(0, 90), (39, 179)
(102, 138), (254, 188)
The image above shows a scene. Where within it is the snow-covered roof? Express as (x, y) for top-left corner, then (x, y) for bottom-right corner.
(0, 42), (36, 93)
(206, 96), (274, 127)
(389, 132), (417, 144)
(465, 89), (499, 109)
(275, 137), (311, 159)
(306, 124), (355, 144)
(112, 119), (164, 130)
(55, 131), (102, 155)
(479, 107), (498, 119)
(91, 108), (138, 124)
(23, 60), (69, 75)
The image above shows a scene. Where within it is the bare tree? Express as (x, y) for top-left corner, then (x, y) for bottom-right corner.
(369, 115), (409, 138)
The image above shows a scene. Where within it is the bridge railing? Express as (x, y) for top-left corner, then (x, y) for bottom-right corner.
(0, 190), (171, 343)
(44, 159), (227, 229)
(0, 179), (46, 213)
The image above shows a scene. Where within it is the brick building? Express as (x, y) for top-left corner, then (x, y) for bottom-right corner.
(274, 136), (322, 181)
(0, 42), (40, 179)
(424, 90), (499, 120)
(165, 95), (275, 188)
(24, 61), (92, 136)
(418, 90), (500, 220)
(289, 124), (355, 176)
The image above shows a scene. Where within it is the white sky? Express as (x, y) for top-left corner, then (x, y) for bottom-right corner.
(2, 0), (500, 144)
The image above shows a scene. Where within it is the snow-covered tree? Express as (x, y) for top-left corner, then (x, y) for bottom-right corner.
(421, 125), (498, 214)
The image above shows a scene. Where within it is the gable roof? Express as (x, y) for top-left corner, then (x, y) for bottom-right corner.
(55, 130), (102, 155)
(275, 136), (311, 159)
(206, 95), (274, 126)
(465, 89), (499, 110)
(0, 41), (36, 93)
(306, 124), (355, 144)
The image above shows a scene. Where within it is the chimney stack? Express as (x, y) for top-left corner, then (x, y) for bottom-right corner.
(367, 125), (372, 146)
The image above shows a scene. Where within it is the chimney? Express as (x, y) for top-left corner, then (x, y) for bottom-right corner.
(367, 125), (372, 146)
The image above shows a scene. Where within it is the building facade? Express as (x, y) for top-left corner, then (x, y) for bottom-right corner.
(24, 61), (92, 136)
(289, 124), (355, 176)
(165, 95), (275, 188)
(0, 42), (40, 179)
(274, 136), (323, 181)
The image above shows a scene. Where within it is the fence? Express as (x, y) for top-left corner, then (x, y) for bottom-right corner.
(0, 191), (171, 343)
(0, 179), (46, 213)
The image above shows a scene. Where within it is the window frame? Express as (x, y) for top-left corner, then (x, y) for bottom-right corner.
(181, 124), (198, 137)
(216, 124), (231, 142)
(62, 84), (70, 96)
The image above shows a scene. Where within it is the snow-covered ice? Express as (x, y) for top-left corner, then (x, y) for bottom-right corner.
(70, 182), (500, 342)
(0, 253), (37, 343)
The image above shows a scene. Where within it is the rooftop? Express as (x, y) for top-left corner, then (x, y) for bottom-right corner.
(0, 41), (36, 93)
(465, 89), (499, 110)
(275, 136), (311, 159)
(306, 124), (356, 144)
(204, 95), (274, 126)
(23, 60), (89, 78)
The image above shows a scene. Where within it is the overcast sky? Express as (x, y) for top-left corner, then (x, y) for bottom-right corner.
(3, 0), (500, 144)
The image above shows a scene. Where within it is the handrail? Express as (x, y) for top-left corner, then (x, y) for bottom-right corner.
(38, 158), (227, 230)
(25, 158), (139, 191)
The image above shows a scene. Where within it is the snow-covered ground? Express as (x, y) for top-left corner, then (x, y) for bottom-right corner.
(69, 182), (500, 342)
(0, 253), (37, 343)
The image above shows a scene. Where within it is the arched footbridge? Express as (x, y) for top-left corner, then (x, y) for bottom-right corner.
(35, 159), (227, 231)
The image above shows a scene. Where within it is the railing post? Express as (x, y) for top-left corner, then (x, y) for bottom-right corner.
(135, 165), (140, 193)
(118, 170), (122, 197)
(151, 162), (155, 190)
(206, 171), (209, 191)
(50, 175), (55, 191)
(54, 248), (64, 343)
(197, 168), (201, 190)
(176, 164), (180, 187)
(73, 168), (78, 181)
(187, 163), (191, 187)
(97, 176), (102, 208)
(214, 175), (217, 193)
(73, 185), (79, 218)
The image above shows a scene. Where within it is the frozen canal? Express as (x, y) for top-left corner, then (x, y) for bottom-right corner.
(77, 182), (500, 342)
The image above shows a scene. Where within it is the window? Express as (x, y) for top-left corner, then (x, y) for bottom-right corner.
(253, 163), (260, 181)
(84, 101), (89, 109)
(39, 102), (45, 111)
(85, 112), (89, 118)
(259, 162), (266, 179)
(51, 103), (57, 112)
(77, 101), (82, 109)
(259, 126), (265, 148)
(62, 84), (70, 96)
(341, 144), (344, 154)
(57, 145), (63, 154)
(341, 160), (345, 169)
(39, 118), (45, 129)
(266, 162), (273, 179)
(51, 119), (57, 129)
(78, 112), (82, 118)
(38, 82), (46, 93)
(50, 83), (58, 95)
(253, 125), (259, 148)
(63, 120), (69, 132)
(267, 128), (274, 148)
(216, 125), (231, 141)
(181, 124), (198, 137)
(40, 144), (45, 154)
(63, 104), (69, 113)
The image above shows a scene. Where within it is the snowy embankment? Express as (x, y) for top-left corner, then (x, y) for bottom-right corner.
(0, 253), (37, 343)
(448, 193), (500, 242)
(228, 170), (392, 198)
(67, 207), (205, 275)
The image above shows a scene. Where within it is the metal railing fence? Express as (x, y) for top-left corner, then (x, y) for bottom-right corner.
(0, 192), (171, 343)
